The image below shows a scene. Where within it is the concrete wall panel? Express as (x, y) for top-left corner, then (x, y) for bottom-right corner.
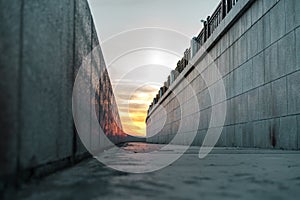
(295, 0), (300, 28)
(252, 52), (264, 87)
(285, 0), (296, 33)
(248, 88), (259, 121)
(263, 13), (271, 49)
(0, 0), (21, 182)
(279, 116), (298, 149)
(296, 28), (300, 70)
(19, 0), (74, 169)
(287, 71), (300, 115)
(0, 0), (126, 187)
(263, 0), (277, 14)
(74, 0), (92, 156)
(147, 0), (300, 150)
(279, 32), (296, 74)
(270, 0), (286, 44)
(272, 77), (288, 117)
(252, 0), (263, 23)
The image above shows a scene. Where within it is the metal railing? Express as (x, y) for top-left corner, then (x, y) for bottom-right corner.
(147, 0), (239, 114)
(195, 0), (239, 52)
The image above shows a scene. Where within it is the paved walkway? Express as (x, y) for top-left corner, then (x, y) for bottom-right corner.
(11, 143), (300, 200)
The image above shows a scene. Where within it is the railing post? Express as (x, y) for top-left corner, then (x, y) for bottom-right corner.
(203, 21), (207, 42)
(206, 16), (211, 38)
(222, 0), (226, 19)
(227, 0), (232, 12)
(190, 37), (198, 58)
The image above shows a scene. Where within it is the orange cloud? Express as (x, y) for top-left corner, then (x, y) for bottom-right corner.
(116, 84), (159, 136)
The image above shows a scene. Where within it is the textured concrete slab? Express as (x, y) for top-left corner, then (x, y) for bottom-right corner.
(295, 0), (300, 27)
(74, 0), (93, 156)
(296, 28), (300, 70)
(279, 31), (296, 74)
(147, 0), (299, 150)
(20, 0), (75, 169)
(242, 60), (253, 93)
(271, 77), (288, 117)
(269, 42), (280, 81)
(256, 19), (264, 53)
(270, 0), (286, 44)
(287, 71), (300, 115)
(285, 0), (296, 33)
(234, 124), (244, 147)
(251, 0), (263, 23)
(9, 143), (300, 200)
(263, 13), (271, 49)
(223, 74), (230, 101)
(1, 0), (127, 187)
(249, 23), (258, 58)
(247, 88), (259, 121)
(297, 116), (300, 150)
(243, 122), (254, 147)
(264, 44), (272, 83)
(0, 0), (21, 180)
(240, 34), (248, 65)
(224, 99), (232, 126)
(234, 39), (242, 70)
(263, 0), (277, 14)
(233, 67), (243, 96)
(252, 52), (264, 88)
(253, 120), (271, 148)
(225, 125), (236, 147)
(235, 94), (248, 124)
(279, 116), (298, 149)
(258, 83), (272, 119)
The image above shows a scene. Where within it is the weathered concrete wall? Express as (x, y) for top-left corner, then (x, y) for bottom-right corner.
(0, 0), (126, 189)
(147, 0), (300, 150)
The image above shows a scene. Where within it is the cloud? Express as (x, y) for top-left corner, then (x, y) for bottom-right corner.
(113, 83), (160, 136)
(119, 107), (147, 114)
(120, 114), (147, 123)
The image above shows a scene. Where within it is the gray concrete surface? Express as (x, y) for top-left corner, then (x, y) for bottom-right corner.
(147, 0), (300, 150)
(0, 0), (21, 184)
(0, 0), (126, 188)
(8, 142), (300, 200)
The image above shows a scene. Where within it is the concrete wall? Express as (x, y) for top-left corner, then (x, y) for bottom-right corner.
(0, 0), (126, 189)
(147, 0), (300, 150)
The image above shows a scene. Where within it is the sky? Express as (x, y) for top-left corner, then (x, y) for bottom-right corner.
(88, 0), (220, 137)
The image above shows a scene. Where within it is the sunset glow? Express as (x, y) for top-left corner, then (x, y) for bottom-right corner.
(116, 84), (159, 137)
